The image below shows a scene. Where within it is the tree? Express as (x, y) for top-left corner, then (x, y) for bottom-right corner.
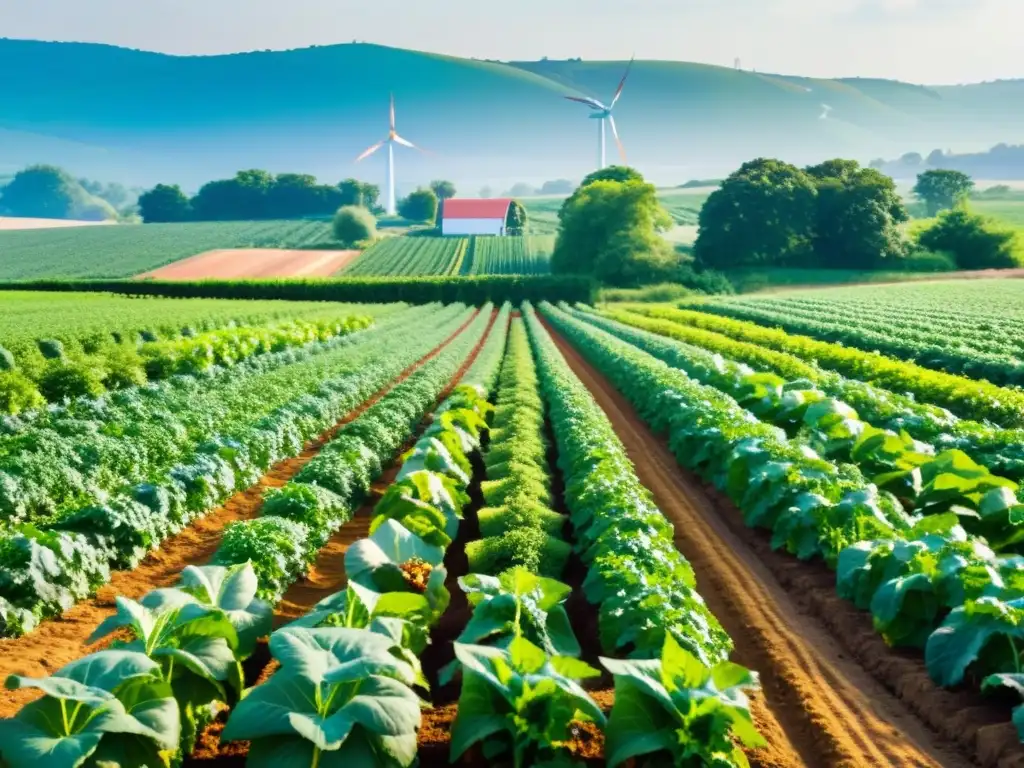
(552, 179), (674, 286)
(479, 186), (493, 199)
(505, 200), (528, 235)
(540, 179), (575, 195)
(811, 165), (908, 268)
(429, 180), (457, 201)
(332, 205), (377, 246)
(191, 169), (274, 220)
(138, 184), (192, 223)
(694, 159), (817, 269)
(507, 183), (536, 197)
(338, 178), (379, 209)
(0, 165), (115, 221)
(914, 169), (975, 216)
(926, 149), (947, 167)
(900, 152), (924, 167)
(398, 188), (438, 223)
(917, 206), (1023, 269)
(578, 165), (643, 188)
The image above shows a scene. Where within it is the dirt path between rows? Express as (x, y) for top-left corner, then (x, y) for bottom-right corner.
(0, 310), (482, 717)
(544, 321), (971, 768)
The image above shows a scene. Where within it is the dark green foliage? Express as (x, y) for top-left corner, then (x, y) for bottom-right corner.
(0, 275), (596, 305)
(914, 169), (975, 216)
(331, 205), (377, 246)
(465, 527), (572, 578)
(505, 200), (528, 236)
(337, 178), (380, 209)
(36, 338), (64, 360)
(429, 180), (457, 200)
(398, 187), (439, 223)
(696, 157), (910, 270)
(0, 347), (15, 371)
(37, 361), (105, 402)
(137, 184), (192, 223)
(917, 206), (1024, 270)
(694, 158), (817, 269)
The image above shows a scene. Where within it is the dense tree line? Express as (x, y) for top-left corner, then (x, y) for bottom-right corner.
(137, 171), (381, 223)
(694, 158), (910, 270)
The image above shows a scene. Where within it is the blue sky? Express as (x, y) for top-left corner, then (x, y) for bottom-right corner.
(0, 0), (1014, 84)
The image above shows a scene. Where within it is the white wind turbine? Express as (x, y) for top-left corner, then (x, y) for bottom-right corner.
(565, 57), (634, 170)
(355, 94), (423, 215)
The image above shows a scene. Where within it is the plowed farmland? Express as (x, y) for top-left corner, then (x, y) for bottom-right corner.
(1, 291), (1023, 768)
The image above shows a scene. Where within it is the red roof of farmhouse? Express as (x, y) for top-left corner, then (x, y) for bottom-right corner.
(442, 198), (512, 219)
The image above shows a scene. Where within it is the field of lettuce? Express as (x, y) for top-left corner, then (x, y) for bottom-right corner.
(1, 287), (1023, 767)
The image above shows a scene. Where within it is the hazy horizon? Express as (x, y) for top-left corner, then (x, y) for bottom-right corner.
(1, 0), (1019, 85)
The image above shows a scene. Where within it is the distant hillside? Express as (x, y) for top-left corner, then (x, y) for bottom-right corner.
(3, 39), (1024, 187)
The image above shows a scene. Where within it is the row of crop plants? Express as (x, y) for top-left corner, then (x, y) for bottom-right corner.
(676, 297), (1024, 390)
(0, 304), (501, 767)
(461, 237), (551, 276)
(542, 301), (1024, 738)
(597, 305), (1024, 482)
(623, 304), (1024, 428)
(341, 237), (466, 277)
(0, 303), (475, 636)
(0, 313), (377, 415)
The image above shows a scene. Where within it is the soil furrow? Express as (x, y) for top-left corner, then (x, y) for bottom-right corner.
(0, 308), (482, 716)
(544, 320), (970, 768)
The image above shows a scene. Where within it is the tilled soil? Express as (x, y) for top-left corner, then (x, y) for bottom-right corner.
(137, 248), (360, 280)
(544, 320), (978, 768)
(0, 309), (482, 717)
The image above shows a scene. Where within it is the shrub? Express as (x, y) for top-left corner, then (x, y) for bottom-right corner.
(332, 205), (377, 246)
(398, 188), (439, 223)
(37, 339), (65, 360)
(37, 361), (105, 402)
(214, 517), (311, 602)
(916, 206), (1024, 270)
(0, 371), (44, 414)
(465, 528), (571, 578)
(262, 483), (349, 547)
(101, 346), (147, 390)
(0, 347), (15, 372)
(898, 248), (958, 272)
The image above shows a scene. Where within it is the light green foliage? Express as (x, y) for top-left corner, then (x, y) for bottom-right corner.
(398, 187), (438, 223)
(552, 172), (676, 286)
(463, 236), (551, 275)
(343, 236), (468, 276)
(0, 219), (334, 279)
(332, 204), (377, 246)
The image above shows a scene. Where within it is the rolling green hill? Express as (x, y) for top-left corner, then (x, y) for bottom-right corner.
(3, 39), (1023, 188)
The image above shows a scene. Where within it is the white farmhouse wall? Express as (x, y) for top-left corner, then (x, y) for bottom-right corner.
(441, 218), (504, 236)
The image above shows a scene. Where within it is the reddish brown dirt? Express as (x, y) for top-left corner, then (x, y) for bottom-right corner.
(544, 320), (975, 768)
(137, 248), (360, 280)
(0, 310), (482, 717)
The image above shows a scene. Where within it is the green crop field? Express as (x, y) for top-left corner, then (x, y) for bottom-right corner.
(343, 235), (550, 276)
(2, 289), (1024, 765)
(683, 278), (1024, 387)
(0, 219), (334, 279)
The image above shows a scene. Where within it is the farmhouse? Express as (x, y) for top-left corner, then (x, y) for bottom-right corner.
(440, 198), (512, 236)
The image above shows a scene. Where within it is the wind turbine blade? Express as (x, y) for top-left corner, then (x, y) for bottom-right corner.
(608, 116), (626, 163)
(390, 94), (396, 132)
(393, 134), (431, 154)
(355, 140), (386, 162)
(609, 55), (635, 109)
(565, 95), (607, 111)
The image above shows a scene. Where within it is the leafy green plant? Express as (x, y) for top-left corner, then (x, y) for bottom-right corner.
(450, 637), (605, 768)
(0, 650), (180, 767)
(441, 568), (580, 684)
(0, 370), (44, 414)
(369, 470), (466, 548)
(213, 517), (312, 603)
(37, 338), (65, 360)
(344, 519), (450, 619)
(221, 627), (421, 768)
(601, 634), (763, 767)
(37, 361), (105, 402)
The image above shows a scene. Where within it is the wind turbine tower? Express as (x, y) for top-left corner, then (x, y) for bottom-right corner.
(565, 57), (634, 170)
(355, 95), (423, 215)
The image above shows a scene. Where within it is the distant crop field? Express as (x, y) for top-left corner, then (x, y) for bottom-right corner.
(343, 235), (551, 276)
(0, 219), (334, 279)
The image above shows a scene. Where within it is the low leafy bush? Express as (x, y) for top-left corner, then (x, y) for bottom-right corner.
(0, 346), (14, 371)
(213, 517), (312, 602)
(36, 338), (64, 360)
(0, 371), (43, 414)
(37, 361), (104, 402)
(332, 204), (377, 246)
